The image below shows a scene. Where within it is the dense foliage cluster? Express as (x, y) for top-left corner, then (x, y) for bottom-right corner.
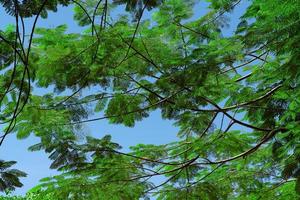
(1, 0), (300, 199)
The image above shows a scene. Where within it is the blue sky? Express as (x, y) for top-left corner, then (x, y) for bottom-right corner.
(0, 1), (249, 196)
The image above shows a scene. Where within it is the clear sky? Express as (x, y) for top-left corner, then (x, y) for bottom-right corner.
(0, 1), (249, 196)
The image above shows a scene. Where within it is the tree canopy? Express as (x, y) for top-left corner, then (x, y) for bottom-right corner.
(0, 0), (300, 199)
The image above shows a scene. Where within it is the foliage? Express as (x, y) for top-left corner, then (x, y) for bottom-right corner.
(0, 160), (26, 193)
(1, 0), (300, 199)
(0, 0), (71, 18)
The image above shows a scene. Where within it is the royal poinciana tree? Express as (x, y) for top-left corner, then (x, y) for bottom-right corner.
(0, 0), (300, 199)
